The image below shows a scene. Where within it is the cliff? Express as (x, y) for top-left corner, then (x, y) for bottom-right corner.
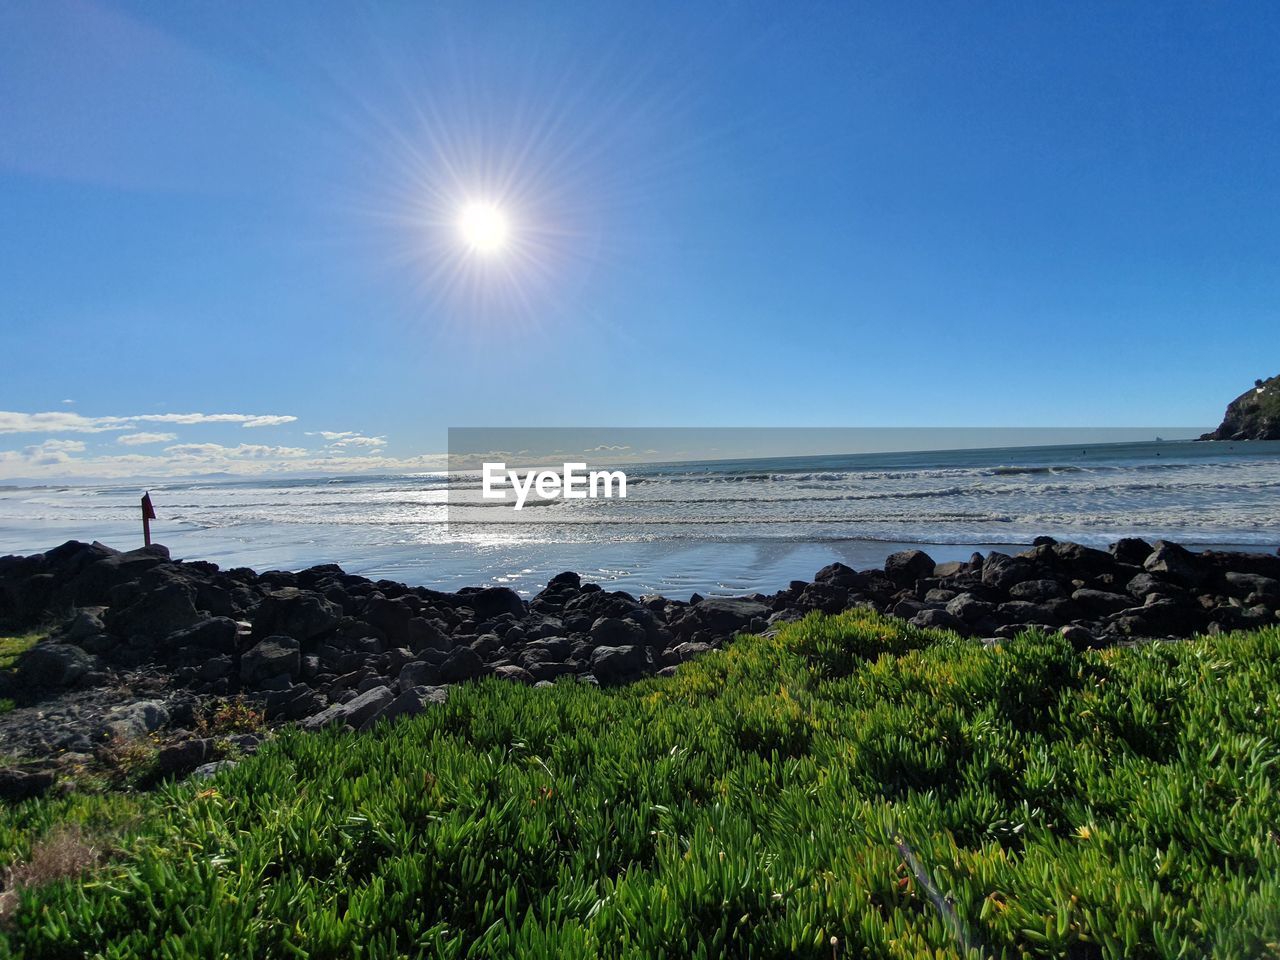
(1200, 374), (1280, 441)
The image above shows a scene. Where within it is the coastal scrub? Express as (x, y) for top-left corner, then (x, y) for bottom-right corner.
(2, 611), (1278, 958)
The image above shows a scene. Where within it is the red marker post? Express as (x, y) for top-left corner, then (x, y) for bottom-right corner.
(141, 491), (156, 547)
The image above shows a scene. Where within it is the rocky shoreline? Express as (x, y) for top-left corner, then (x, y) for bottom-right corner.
(2, 537), (1278, 799)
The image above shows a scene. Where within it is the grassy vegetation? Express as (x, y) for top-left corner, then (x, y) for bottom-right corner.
(2, 611), (1278, 959)
(0, 634), (40, 674)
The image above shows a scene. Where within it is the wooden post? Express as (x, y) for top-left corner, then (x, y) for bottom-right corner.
(141, 491), (155, 547)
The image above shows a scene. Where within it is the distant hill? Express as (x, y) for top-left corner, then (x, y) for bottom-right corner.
(1200, 374), (1280, 440)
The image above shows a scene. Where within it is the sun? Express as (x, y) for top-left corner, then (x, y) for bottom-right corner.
(457, 202), (510, 254)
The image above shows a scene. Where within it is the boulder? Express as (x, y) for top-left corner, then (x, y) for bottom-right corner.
(165, 617), (239, 656)
(252, 588), (341, 643)
(407, 617), (452, 653)
(303, 685), (394, 731)
(590, 645), (652, 684)
(375, 685), (448, 724)
(19, 643), (98, 689)
(1144, 541), (1207, 587)
(1071, 589), (1134, 616)
(884, 550), (935, 586)
(1223, 571), (1280, 600)
(590, 617), (648, 647)
(99, 700), (169, 741)
(1110, 538), (1154, 566)
(0, 768), (56, 802)
(470, 587), (525, 621)
(105, 582), (203, 641)
(690, 597), (770, 634)
(814, 562), (865, 588)
(981, 553), (1036, 591)
(437, 646), (487, 683)
(363, 595), (414, 643)
(156, 738), (215, 775)
(909, 608), (965, 632)
(1008, 579), (1066, 602)
(492, 664), (535, 684)
(945, 593), (996, 625)
(241, 636), (301, 687)
(668, 640), (713, 663)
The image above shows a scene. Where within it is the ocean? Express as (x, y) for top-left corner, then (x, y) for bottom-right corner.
(2, 439), (1278, 598)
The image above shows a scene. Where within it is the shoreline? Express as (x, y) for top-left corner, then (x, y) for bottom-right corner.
(0, 526), (1276, 601)
(2, 534), (1279, 797)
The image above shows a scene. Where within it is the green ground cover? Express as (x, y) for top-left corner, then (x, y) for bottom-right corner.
(2, 611), (1277, 958)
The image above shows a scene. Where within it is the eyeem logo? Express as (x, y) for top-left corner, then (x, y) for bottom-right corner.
(482, 462), (628, 510)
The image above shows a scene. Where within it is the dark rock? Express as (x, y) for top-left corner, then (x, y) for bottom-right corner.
(1071, 589), (1135, 616)
(945, 593), (996, 625)
(470, 587), (525, 621)
(375, 685), (448, 724)
(981, 553), (1035, 591)
(302, 685), (394, 731)
(19, 643), (97, 689)
(253, 588), (341, 643)
(909, 608), (965, 632)
(363, 595), (414, 643)
(589, 617), (647, 647)
(590, 645), (652, 684)
(1110, 538), (1154, 566)
(99, 700), (169, 741)
(0, 768), (56, 802)
(1008, 579), (1066, 602)
(407, 617), (452, 653)
(690, 597), (770, 633)
(438, 647), (487, 683)
(814, 562), (865, 588)
(1223, 571), (1280, 600)
(668, 640), (713, 662)
(261, 684), (325, 721)
(1059, 624), (1097, 649)
(493, 664), (535, 684)
(1113, 598), (1200, 636)
(1144, 541), (1207, 587)
(106, 582), (202, 641)
(892, 599), (926, 620)
(885, 550), (935, 586)
(157, 738), (215, 775)
(241, 636), (300, 687)
(198, 656), (233, 681)
(165, 617), (239, 656)
(192, 760), (238, 779)
(396, 660), (437, 691)
(997, 601), (1060, 626)
(1126, 573), (1174, 600)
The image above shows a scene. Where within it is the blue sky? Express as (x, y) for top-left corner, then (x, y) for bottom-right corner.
(1, 1), (1277, 480)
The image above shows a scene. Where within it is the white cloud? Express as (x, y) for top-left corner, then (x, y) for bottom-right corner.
(306, 430), (388, 449)
(308, 430), (356, 441)
(585, 444), (631, 452)
(164, 443), (311, 460)
(117, 432), (178, 446)
(0, 410), (297, 434)
(329, 435), (387, 449)
(0, 411), (124, 434)
(128, 413), (298, 428)
(0, 438), (88, 469)
(37, 439), (86, 454)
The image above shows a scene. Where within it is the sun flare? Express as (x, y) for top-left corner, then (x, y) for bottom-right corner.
(457, 202), (510, 253)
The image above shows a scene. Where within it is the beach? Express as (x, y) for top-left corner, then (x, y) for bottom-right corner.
(3, 439), (1277, 598)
